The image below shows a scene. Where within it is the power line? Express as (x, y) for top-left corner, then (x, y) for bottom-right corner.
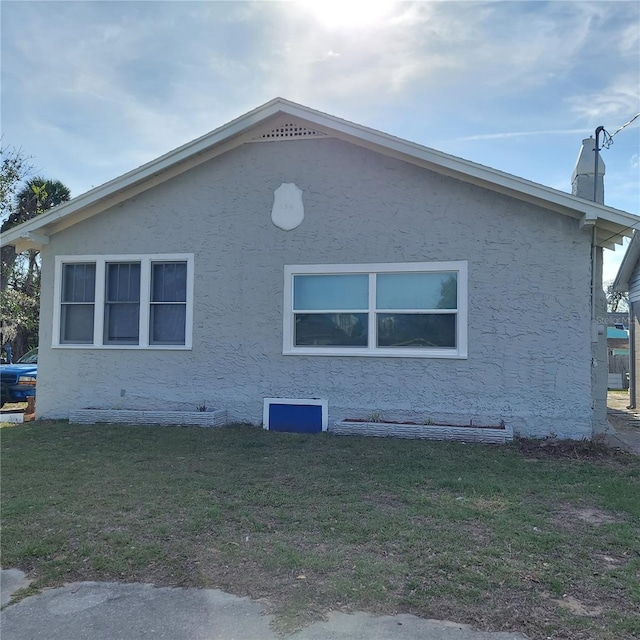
(602, 112), (640, 149)
(612, 112), (640, 138)
(600, 220), (640, 248)
(592, 112), (640, 244)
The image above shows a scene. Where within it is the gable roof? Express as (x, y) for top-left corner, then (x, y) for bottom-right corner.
(2, 97), (638, 252)
(613, 232), (640, 292)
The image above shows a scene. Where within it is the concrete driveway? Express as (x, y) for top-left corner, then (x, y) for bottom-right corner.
(607, 391), (640, 454)
(1, 570), (526, 640)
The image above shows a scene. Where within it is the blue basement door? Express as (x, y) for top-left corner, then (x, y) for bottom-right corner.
(268, 403), (324, 433)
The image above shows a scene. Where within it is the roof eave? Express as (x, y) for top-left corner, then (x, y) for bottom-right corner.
(2, 99), (291, 248)
(1, 97), (638, 250)
(613, 232), (640, 292)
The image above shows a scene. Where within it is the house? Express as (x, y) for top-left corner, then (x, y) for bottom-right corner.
(613, 233), (640, 406)
(2, 98), (638, 438)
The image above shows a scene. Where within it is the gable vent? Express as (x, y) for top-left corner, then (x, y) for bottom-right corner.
(253, 122), (327, 141)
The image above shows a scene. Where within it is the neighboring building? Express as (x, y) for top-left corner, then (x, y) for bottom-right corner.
(2, 99), (638, 438)
(607, 312), (629, 331)
(614, 233), (640, 405)
(605, 312), (630, 391)
(607, 326), (630, 355)
(607, 326), (630, 391)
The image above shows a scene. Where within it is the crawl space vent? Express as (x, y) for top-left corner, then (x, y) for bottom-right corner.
(263, 398), (328, 433)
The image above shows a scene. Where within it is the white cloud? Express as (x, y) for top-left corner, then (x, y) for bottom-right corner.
(253, 3), (440, 101)
(1, 0), (638, 207)
(450, 129), (592, 143)
(617, 18), (640, 56)
(2, 2), (274, 191)
(568, 78), (640, 126)
(247, 0), (637, 112)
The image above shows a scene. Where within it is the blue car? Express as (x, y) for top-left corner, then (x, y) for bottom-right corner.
(0, 348), (38, 406)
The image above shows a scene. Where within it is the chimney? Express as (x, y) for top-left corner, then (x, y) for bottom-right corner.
(571, 137), (605, 204)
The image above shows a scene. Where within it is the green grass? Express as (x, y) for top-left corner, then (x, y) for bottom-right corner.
(2, 421), (639, 638)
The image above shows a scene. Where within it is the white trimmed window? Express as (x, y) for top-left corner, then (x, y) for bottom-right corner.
(283, 262), (468, 358)
(53, 254), (194, 349)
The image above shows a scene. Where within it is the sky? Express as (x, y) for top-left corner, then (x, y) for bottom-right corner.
(1, 0), (639, 282)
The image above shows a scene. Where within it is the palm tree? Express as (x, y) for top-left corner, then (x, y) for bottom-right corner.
(1, 177), (71, 359)
(1, 177), (71, 232)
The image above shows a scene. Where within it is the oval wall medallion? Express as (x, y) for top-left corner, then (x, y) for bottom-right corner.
(271, 183), (304, 231)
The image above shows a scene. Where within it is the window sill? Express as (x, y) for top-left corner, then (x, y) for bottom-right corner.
(52, 344), (192, 351)
(283, 348), (467, 359)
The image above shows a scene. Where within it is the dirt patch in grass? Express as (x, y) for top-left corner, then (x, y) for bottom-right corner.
(594, 553), (629, 570)
(2, 423), (639, 639)
(552, 505), (627, 531)
(513, 436), (629, 461)
(541, 591), (607, 619)
(552, 595), (604, 618)
(568, 507), (626, 526)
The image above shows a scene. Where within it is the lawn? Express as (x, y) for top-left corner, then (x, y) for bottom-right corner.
(1, 421), (639, 639)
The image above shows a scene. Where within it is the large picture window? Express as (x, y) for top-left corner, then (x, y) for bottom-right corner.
(283, 262), (467, 358)
(53, 254), (194, 349)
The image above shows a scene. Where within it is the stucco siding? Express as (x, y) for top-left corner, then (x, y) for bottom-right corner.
(37, 138), (593, 438)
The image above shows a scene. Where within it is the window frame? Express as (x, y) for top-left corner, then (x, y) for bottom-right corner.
(103, 261), (142, 346)
(53, 254), (194, 350)
(283, 261), (468, 359)
(59, 262), (97, 345)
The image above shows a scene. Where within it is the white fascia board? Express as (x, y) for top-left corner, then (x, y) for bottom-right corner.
(613, 232), (640, 292)
(278, 101), (640, 226)
(0, 100), (287, 248)
(2, 97), (639, 249)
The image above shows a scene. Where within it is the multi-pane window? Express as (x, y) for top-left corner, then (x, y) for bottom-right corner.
(54, 255), (193, 349)
(376, 272), (457, 349)
(293, 274), (368, 347)
(150, 262), (187, 345)
(60, 263), (96, 344)
(284, 262), (467, 358)
(104, 263), (141, 345)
